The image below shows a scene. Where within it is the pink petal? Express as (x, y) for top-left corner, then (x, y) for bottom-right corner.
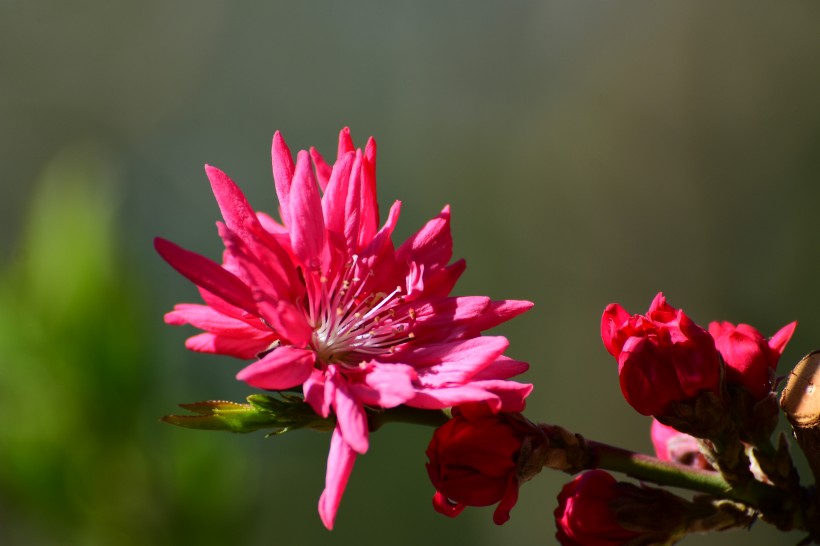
(309, 146), (332, 191)
(470, 356), (529, 381)
(358, 136), (378, 248)
(318, 427), (357, 530)
(348, 363), (417, 408)
(154, 237), (256, 314)
(184, 332), (272, 359)
(343, 151), (363, 253)
(411, 297), (533, 342)
(321, 151), (355, 236)
(289, 150), (325, 270)
(244, 218), (302, 296)
(360, 200), (401, 259)
(409, 385), (501, 411)
(165, 303), (270, 338)
(236, 347), (315, 390)
(422, 259), (466, 299)
(331, 374), (369, 454)
(337, 126), (355, 158)
(769, 321), (797, 358)
(218, 222), (288, 301)
(256, 211), (288, 235)
(196, 286), (251, 319)
(205, 165), (260, 246)
(479, 300), (535, 329)
(255, 298), (312, 347)
(398, 337), (510, 387)
(304, 369), (332, 418)
(396, 205), (452, 273)
(271, 131), (295, 226)
(468, 379), (533, 412)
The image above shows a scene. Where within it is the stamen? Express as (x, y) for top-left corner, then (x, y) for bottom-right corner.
(308, 261), (414, 364)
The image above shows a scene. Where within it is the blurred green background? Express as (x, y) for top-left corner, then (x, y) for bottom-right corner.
(2, 2), (819, 544)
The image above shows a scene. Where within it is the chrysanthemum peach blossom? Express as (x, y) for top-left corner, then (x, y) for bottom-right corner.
(155, 129), (533, 529)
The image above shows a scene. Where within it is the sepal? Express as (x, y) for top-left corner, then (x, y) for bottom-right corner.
(162, 393), (334, 434)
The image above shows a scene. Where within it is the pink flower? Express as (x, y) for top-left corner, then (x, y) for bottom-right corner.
(155, 128), (533, 529)
(650, 419), (713, 470)
(425, 407), (543, 525)
(554, 470), (645, 546)
(601, 293), (721, 416)
(708, 321), (797, 401)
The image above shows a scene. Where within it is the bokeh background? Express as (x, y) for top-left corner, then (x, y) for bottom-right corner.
(2, 2), (820, 545)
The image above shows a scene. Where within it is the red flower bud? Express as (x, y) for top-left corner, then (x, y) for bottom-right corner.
(650, 418), (713, 470)
(425, 408), (543, 525)
(554, 470), (646, 546)
(708, 321), (797, 401)
(601, 293), (721, 416)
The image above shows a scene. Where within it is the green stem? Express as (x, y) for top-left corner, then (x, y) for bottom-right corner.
(588, 440), (796, 519)
(588, 441), (732, 497)
(367, 406), (450, 431)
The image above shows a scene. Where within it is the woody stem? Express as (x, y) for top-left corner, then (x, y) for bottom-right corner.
(587, 440), (806, 531)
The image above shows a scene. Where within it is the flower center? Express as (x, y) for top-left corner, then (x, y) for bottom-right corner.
(308, 256), (414, 365)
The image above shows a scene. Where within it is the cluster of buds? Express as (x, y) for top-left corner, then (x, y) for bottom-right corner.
(422, 293), (812, 544)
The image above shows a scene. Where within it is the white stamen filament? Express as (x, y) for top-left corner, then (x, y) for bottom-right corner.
(308, 257), (413, 364)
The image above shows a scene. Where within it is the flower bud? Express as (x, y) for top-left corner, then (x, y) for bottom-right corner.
(651, 418), (714, 470)
(554, 470), (755, 545)
(708, 321), (796, 401)
(554, 470), (678, 545)
(425, 407), (546, 525)
(601, 293), (721, 417)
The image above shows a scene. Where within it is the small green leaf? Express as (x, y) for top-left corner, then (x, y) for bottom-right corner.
(162, 394), (335, 434)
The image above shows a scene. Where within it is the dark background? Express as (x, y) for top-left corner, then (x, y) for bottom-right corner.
(2, 2), (819, 544)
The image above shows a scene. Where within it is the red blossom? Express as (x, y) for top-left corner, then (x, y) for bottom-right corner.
(708, 320), (797, 401)
(425, 407), (541, 525)
(601, 293), (720, 416)
(555, 470), (644, 546)
(156, 129), (533, 529)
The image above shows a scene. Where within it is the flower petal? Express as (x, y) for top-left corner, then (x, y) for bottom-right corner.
(183, 332), (272, 359)
(255, 298), (312, 347)
(470, 356), (529, 381)
(343, 150), (363, 253)
(492, 476), (519, 525)
(271, 131), (295, 226)
(205, 165), (260, 246)
(601, 303), (631, 357)
(337, 126), (355, 157)
(331, 373), (369, 454)
(396, 205), (452, 274)
(165, 303), (271, 338)
(409, 385), (501, 412)
(769, 321), (797, 359)
(318, 427), (357, 530)
(348, 362), (416, 408)
(321, 151), (355, 237)
(358, 136), (379, 248)
(289, 150), (325, 270)
(432, 491), (466, 519)
(154, 237), (256, 314)
(309, 146), (333, 191)
(304, 369), (332, 418)
(236, 347), (315, 390)
(399, 337), (510, 386)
